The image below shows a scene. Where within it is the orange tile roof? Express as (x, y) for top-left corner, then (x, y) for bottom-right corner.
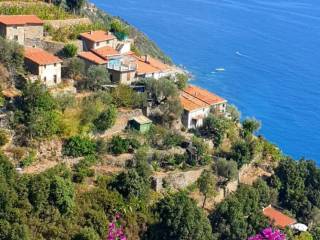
(80, 30), (116, 43)
(78, 51), (107, 65)
(24, 47), (62, 65)
(0, 15), (43, 26)
(147, 56), (172, 72)
(183, 85), (226, 105)
(180, 91), (209, 112)
(263, 206), (297, 229)
(91, 46), (120, 59)
(133, 55), (160, 75)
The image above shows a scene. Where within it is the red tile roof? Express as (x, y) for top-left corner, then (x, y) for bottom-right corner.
(263, 206), (297, 229)
(78, 51), (107, 65)
(91, 46), (120, 59)
(0, 15), (43, 26)
(24, 47), (62, 65)
(80, 30), (116, 43)
(180, 91), (209, 112)
(132, 54), (172, 75)
(184, 85), (226, 105)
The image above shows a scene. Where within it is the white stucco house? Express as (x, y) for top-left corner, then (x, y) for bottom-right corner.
(0, 15), (43, 46)
(180, 85), (227, 129)
(24, 47), (63, 87)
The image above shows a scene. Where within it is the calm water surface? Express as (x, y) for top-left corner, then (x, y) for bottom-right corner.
(92, 0), (320, 162)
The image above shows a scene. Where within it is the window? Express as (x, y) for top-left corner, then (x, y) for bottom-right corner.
(53, 75), (57, 84)
(14, 35), (18, 41)
(54, 63), (57, 67)
(13, 26), (17, 30)
(96, 42), (100, 47)
(44, 77), (47, 82)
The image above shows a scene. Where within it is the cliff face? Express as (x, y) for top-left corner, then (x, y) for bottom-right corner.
(82, 2), (173, 64)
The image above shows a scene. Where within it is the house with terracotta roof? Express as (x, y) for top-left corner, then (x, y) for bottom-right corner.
(180, 85), (227, 129)
(80, 30), (117, 50)
(0, 15), (43, 45)
(263, 205), (297, 229)
(133, 55), (173, 80)
(24, 47), (62, 87)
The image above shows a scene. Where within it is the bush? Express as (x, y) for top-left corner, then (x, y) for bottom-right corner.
(215, 158), (238, 181)
(0, 129), (8, 146)
(93, 106), (117, 132)
(73, 155), (97, 183)
(19, 150), (37, 168)
(62, 43), (78, 58)
(72, 227), (100, 240)
(108, 136), (140, 155)
(63, 136), (96, 157)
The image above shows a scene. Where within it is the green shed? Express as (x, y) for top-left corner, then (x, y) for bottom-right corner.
(130, 115), (152, 133)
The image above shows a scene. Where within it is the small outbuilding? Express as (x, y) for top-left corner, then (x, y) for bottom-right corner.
(129, 115), (152, 133)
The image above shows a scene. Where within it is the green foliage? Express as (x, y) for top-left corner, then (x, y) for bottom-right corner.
(163, 131), (185, 148)
(111, 169), (149, 199)
(209, 183), (271, 240)
(49, 176), (75, 215)
(198, 170), (217, 208)
(215, 158), (238, 181)
(62, 43), (78, 58)
(0, 37), (24, 75)
(294, 232), (314, 240)
(0, 129), (8, 146)
(93, 105), (117, 132)
(55, 93), (76, 113)
(227, 104), (241, 122)
(109, 136), (140, 155)
(202, 114), (229, 147)
(242, 117), (261, 138)
(72, 227), (100, 240)
(84, 65), (111, 91)
(19, 150), (36, 168)
(190, 136), (211, 166)
(271, 158), (320, 222)
(14, 81), (62, 139)
(66, 0), (85, 13)
(110, 19), (130, 36)
(175, 73), (188, 90)
(230, 140), (253, 168)
(0, 3), (75, 20)
(111, 84), (147, 108)
(65, 58), (86, 80)
(146, 192), (213, 240)
(73, 155), (97, 183)
(63, 135), (96, 157)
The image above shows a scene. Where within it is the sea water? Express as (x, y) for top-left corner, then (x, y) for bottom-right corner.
(92, 0), (320, 162)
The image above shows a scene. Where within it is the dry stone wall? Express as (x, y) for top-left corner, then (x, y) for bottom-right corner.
(44, 18), (92, 29)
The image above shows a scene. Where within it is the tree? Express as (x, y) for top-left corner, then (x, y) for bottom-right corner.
(63, 135), (96, 157)
(85, 65), (110, 91)
(49, 176), (75, 215)
(111, 169), (149, 199)
(0, 129), (8, 146)
(242, 118), (261, 138)
(202, 114), (228, 147)
(215, 158), (238, 181)
(14, 81), (62, 139)
(66, 0), (85, 13)
(227, 104), (241, 123)
(72, 227), (100, 240)
(65, 58), (85, 80)
(175, 73), (188, 90)
(55, 93), (76, 113)
(198, 170), (217, 208)
(293, 232), (314, 240)
(62, 43), (78, 58)
(230, 141), (253, 168)
(93, 105), (117, 132)
(147, 192), (213, 240)
(111, 84), (146, 108)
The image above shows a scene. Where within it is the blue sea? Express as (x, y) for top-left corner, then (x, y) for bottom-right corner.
(92, 0), (320, 162)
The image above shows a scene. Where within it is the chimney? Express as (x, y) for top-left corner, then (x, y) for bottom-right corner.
(90, 30), (93, 35)
(144, 55), (149, 63)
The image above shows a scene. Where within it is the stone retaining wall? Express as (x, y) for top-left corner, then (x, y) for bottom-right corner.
(44, 18), (92, 29)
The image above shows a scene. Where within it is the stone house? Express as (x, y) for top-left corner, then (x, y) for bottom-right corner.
(24, 47), (62, 87)
(180, 85), (227, 129)
(0, 15), (43, 45)
(80, 30), (117, 50)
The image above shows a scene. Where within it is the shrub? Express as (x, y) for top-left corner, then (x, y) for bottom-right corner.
(93, 106), (117, 132)
(63, 136), (96, 157)
(62, 43), (78, 58)
(0, 129), (8, 146)
(72, 227), (100, 240)
(20, 150), (37, 168)
(108, 136), (140, 155)
(215, 158), (238, 181)
(73, 155), (97, 183)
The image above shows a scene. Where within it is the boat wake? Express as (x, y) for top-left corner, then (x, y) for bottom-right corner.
(236, 51), (249, 57)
